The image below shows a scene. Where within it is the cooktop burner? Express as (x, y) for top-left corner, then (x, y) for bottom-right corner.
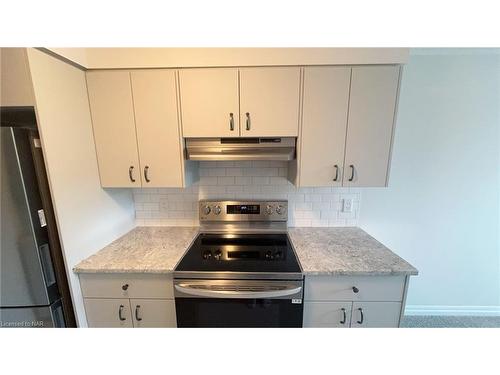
(175, 233), (301, 274)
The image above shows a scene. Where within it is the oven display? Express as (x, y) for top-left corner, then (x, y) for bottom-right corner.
(227, 204), (260, 214)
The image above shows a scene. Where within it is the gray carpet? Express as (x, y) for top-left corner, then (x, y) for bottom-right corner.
(401, 315), (500, 328)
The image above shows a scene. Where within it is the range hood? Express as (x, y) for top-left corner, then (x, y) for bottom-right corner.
(185, 137), (296, 161)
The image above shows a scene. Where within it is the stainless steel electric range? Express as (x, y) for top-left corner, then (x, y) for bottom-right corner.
(174, 200), (304, 328)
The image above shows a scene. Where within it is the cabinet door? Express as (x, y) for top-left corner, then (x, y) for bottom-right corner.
(303, 302), (352, 328)
(179, 68), (239, 137)
(131, 70), (183, 187)
(130, 299), (177, 328)
(84, 298), (133, 327)
(350, 302), (402, 328)
(343, 66), (400, 187)
(86, 71), (141, 187)
(239, 67), (300, 137)
(300, 67), (351, 186)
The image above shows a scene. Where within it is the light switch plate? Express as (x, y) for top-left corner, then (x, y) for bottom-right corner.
(342, 199), (353, 213)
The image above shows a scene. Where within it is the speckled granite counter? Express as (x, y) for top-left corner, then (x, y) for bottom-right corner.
(74, 226), (417, 276)
(288, 227), (418, 276)
(73, 227), (199, 273)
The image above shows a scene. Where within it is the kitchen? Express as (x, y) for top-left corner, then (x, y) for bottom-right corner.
(0, 4), (499, 371)
(2, 47), (421, 328)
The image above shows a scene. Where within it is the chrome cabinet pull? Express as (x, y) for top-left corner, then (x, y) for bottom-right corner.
(352, 286), (359, 293)
(135, 305), (142, 322)
(144, 165), (150, 183)
(245, 112), (251, 130)
(348, 165), (354, 182)
(118, 304), (126, 321)
(229, 113), (234, 131)
(357, 308), (364, 324)
(333, 165), (339, 181)
(340, 308), (346, 324)
(129, 166), (136, 182)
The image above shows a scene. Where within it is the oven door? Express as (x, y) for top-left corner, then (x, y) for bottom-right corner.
(174, 279), (304, 328)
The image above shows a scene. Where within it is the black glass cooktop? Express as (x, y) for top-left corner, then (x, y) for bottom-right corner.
(175, 233), (301, 273)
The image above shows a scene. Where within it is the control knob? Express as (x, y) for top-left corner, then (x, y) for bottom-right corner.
(276, 205), (285, 215)
(214, 250), (222, 260)
(265, 205), (274, 215)
(213, 205), (222, 215)
(203, 205), (211, 215)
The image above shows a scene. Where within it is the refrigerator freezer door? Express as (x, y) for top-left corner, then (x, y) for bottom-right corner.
(1, 127), (50, 307)
(0, 299), (65, 328)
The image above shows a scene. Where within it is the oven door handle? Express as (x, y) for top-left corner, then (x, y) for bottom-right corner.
(174, 284), (302, 299)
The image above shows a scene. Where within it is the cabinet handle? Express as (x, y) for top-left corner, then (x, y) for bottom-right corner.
(352, 286), (359, 293)
(357, 308), (364, 324)
(340, 308), (346, 324)
(135, 305), (142, 321)
(144, 166), (150, 183)
(118, 305), (126, 321)
(348, 165), (354, 182)
(245, 112), (251, 130)
(229, 113), (234, 131)
(122, 284), (129, 291)
(129, 166), (136, 182)
(333, 165), (339, 181)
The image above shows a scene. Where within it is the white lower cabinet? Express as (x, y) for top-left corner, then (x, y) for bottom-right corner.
(350, 302), (402, 328)
(303, 275), (408, 328)
(80, 273), (177, 328)
(303, 302), (352, 328)
(130, 299), (176, 328)
(84, 298), (133, 328)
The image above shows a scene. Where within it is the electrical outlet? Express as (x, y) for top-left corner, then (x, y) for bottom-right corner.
(342, 199), (353, 213)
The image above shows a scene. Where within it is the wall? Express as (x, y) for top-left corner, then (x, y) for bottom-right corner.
(0, 48), (35, 106)
(359, 49), (500, 316)
(135, 161), (361, 227)
(26, 49), (136, 326)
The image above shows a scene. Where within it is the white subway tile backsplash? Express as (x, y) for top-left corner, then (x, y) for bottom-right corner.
(252, 176), (270, 185)
(133, 161), (361, 227)
(217, 176), (235, 185)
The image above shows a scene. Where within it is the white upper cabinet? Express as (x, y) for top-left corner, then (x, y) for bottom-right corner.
(130, 70), (183, 187)
(87, 71), (141, 187)
(343, 66), (401, 187)
(87, 70), (188, 188)
(239, 67), (301, 137)
(299, 67), (351, 186)
(179, 68), (239, 137)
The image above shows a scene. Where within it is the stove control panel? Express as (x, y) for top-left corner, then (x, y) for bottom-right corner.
(201, 248), (286, 262)
(199, 200), (288, 222)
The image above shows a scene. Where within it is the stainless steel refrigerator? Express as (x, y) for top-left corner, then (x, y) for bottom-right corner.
(1, 116), (67, 327)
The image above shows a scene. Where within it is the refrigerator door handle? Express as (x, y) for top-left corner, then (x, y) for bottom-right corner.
(38, 244), (56, 287)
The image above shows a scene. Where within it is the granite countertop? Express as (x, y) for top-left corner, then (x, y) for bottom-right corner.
(73, 227), (199, 273)
(288, 227), (418, 276)
(74, 226), (418, 276)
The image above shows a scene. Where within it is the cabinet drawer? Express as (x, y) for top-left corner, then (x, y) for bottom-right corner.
(304, 275), (405, 302)
(79, 273), (174, 299)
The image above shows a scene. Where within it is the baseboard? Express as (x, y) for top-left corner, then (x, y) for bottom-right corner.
(405, 305), (500, 317)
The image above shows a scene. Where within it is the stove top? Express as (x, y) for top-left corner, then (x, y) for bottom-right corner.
(175, 233), (301, 274)
(174, 200), (302, 280)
